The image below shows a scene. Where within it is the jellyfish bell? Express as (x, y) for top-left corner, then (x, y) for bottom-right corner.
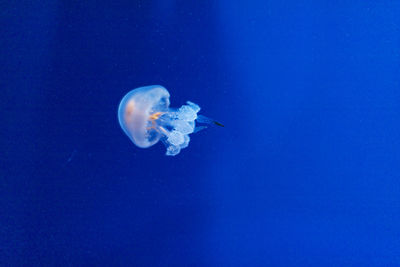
(118, 85), (223, 156)
(118, 85), (170, 148)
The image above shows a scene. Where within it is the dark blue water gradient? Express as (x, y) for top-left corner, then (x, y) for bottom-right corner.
(1, 1), (400, 266)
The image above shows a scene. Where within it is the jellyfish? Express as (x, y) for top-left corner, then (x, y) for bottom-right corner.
(118, 85), (223, 156)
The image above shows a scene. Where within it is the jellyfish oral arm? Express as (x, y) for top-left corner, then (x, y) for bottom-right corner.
(153, 101), (201, 156)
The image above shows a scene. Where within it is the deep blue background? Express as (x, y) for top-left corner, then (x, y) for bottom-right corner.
(1, 0), (400, 266)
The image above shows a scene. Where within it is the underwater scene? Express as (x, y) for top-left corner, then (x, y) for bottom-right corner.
(2, 1), (400, 266)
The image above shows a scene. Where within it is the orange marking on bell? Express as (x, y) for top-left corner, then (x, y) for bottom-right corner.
(149, 112), (164, 120)
(124, 100), (135, 124)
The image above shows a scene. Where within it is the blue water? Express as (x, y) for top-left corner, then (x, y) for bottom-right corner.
(2, 1), (400, 266)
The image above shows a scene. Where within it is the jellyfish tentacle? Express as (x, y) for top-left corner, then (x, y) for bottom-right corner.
(194, 126), (208, 133)
(196, 115), (224, 127)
